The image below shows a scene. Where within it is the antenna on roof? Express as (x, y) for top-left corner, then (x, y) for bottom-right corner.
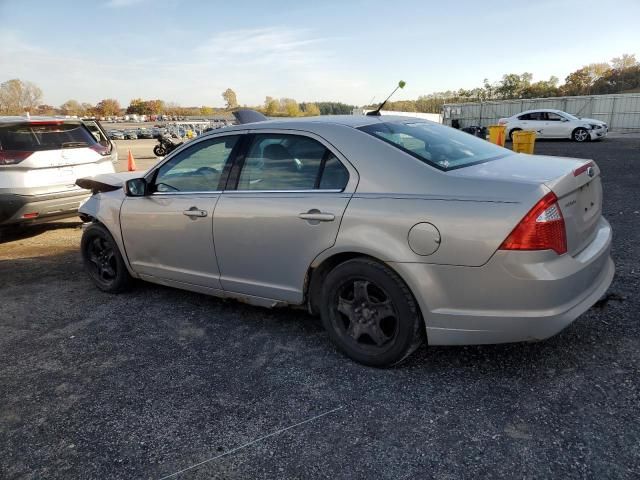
(366, 80), (406, 116)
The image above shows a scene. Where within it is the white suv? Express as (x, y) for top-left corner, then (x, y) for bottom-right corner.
(498, 109), (608, 142)
(0, 117), (116, 228)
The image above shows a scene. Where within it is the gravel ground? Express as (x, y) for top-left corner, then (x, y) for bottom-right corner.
(1, 138), (639, 479)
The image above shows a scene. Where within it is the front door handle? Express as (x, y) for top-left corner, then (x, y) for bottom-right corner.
(183, 207), (208, 218)
(298, 210), (335, 222)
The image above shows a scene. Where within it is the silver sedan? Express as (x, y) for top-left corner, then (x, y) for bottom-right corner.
(77, 114), (614, 366)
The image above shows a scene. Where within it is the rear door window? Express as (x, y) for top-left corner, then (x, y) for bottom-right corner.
(236, 134), (349, 191)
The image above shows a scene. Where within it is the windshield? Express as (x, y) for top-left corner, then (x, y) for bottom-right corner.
(358, 121), (508, 170)
(562, 112), (579, 120)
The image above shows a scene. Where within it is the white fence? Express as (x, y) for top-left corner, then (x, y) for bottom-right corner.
(442, 93), (640, 131)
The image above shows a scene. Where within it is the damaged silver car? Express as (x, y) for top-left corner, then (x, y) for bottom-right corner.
(76, 112), (614, 366)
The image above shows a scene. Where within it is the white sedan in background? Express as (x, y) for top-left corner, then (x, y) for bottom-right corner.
(499, 109), (608, 142)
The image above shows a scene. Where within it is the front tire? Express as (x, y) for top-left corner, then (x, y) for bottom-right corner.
(320, 258), (424, 367)
(81, 223), (132, 293)
(573, 127), (590, 142)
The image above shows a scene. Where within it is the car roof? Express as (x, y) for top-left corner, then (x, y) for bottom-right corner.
(211, 114), (429, 133)
(0, 115), (84, 124)
(516, 109), (564, 115)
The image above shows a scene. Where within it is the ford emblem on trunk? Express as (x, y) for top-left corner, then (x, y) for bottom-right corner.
(587, 166), (595, 178)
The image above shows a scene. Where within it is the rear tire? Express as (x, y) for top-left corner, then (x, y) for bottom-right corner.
(573, 128), (590, 142)
(81, 223), (132, 293)
(153, 145), (166, 156)
(508, 128), (521, 141)
(320, 258), (424, 367)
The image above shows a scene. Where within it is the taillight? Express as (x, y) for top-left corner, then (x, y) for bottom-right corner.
(0, 151), (33, 165)
(90, 144), (110, 156)
(499, 191), (567, 255)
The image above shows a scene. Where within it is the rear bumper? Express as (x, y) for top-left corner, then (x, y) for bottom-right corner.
(0, 189), (90, 226)
(391, 216), (614, 345)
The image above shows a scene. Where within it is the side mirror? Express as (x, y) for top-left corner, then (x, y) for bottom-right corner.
(125, 178), (147, 197)
(561, 118), (569, 122)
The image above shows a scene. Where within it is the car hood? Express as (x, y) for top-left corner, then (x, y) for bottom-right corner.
(76, 171), (144, 193)
(578, 117), (606, 125)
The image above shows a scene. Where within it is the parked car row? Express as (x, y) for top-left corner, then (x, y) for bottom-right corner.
(108, 127), (167, 140)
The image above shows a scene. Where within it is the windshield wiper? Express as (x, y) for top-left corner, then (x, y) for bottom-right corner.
(61, 141), (88, 148)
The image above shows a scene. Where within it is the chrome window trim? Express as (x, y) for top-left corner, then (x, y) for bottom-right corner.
(151, 191), (222, 196)
(150, 189), (342, 196)
(227, 189), (343, 194)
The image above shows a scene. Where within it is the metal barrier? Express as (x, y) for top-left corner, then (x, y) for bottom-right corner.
(442, 93), (640, 132)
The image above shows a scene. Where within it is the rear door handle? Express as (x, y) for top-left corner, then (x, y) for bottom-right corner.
(183, 207), (208, 218)
(298, 211), (335, 222)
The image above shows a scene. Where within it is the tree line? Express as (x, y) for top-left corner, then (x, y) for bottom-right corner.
(1, 53), (637, 117)
(365, 54), (640, 113)
(0, 80), (355, 118)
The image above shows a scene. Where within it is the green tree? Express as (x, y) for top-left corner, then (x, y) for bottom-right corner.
(96, 98), (120, 116)
(36, 104), (56, 115)
(222, 88), (238, 109)
(200, 106), (214, 115)
(496, 73), (532, 99)
(281, 98), (300, 117)
(315, 102), (355, 115)
(611, 54), (638, 70)
(563, 63), (611, 95)
(126, 98), (145, 115)
(592, 65), (640, 94)
(0, 79), (43, 115)
(60, 99), (84, 116)
(522, 76), (560, 98)
(264, 96), (279, 116)
(82, 102), (96, 117)
(303, 102), (320, 116)
(145, 99), (164, 114)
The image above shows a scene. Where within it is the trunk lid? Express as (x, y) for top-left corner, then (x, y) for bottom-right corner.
(451, 153), (603, 256)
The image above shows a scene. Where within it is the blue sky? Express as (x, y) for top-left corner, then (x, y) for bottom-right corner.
(1, 0), (638, 107)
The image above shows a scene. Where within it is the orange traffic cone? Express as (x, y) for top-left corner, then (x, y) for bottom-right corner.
(127, 149), (137, 171)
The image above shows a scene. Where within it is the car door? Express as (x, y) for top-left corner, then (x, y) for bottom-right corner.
(120, 133), (242, 290)
(544, 111), (572, 138)
(213, 130), (357, 304)
(523, 111), (547, 137)
(547, 112), (573, 138)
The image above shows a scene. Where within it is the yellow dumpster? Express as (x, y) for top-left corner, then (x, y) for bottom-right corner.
(488, 125), (506, 147)
(512, 130), (536, 154)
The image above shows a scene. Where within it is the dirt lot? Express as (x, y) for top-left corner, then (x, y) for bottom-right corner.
(1, 137), (639, 479)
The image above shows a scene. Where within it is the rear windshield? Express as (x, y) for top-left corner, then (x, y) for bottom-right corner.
(0, 122), (98, 151)
(358, 121), (508, 171)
